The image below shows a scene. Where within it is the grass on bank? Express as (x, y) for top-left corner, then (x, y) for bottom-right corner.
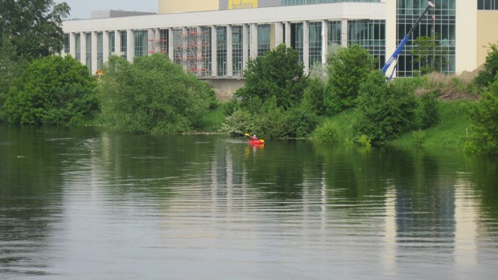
(321, 100), (473, 150)
(389, 101), (473, 150)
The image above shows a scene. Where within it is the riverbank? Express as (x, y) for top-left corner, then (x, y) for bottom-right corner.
(325, 100), (474, 151)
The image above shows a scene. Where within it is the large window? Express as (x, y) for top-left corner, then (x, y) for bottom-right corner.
(309, 22), (322, 67)
(328, 21), (342, 46)
(64, 34), (70, 53)
(134, 30), (148, 57)
(75, 34), (81, 62)
(396, 0), (455, 76)
(217, 26), (227, 76)
(86, 33), (92, 70)
(257, 24), (271, 56)
(109, 32), (115, 56)
(97, 32), (103, 70)
(120, 31), (127, 58)
(232, 25), (244, 77)
(348, 20), (386, 69)
(478, 0), (498, 10)
(291, 23), (304, 63)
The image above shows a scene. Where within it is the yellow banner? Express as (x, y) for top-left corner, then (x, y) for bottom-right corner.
(229, 0), (258, 10)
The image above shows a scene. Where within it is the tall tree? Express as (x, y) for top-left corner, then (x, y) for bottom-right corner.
(4, 55), (98, 126)
(410, 35), (448, 75)
(235, 44), (309, 110)
(325, 44), (375, 114)
(0, 0), (70, 60)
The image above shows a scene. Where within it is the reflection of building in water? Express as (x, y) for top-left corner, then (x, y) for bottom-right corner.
(383, 172), (480, 270)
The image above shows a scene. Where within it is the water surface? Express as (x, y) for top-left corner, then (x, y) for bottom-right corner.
(1, 126), (497, 279)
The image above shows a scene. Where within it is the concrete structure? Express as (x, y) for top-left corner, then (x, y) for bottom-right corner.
(61, 0), (498, 97)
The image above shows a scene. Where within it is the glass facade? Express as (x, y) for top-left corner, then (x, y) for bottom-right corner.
(75, 34), (80, 62)
(309, 22), (322, 67)
(348, 20), (386, 69)
(97, 32), (103, 70)
(478, 0), (498, 10)
(109, 32), (115, 56)
(291, 23), (304, 63)
(327, 21), (342, 46)
(134, 30), (148, 57)
(396, 0), (455, 76)
(232, 25), (244, 77)
(257, 24), (271, 56)
(85, 33), (92, 71)
(120, 31), (127, 58)
(217, 26), (228, 76)
(64, 34), (70, 53)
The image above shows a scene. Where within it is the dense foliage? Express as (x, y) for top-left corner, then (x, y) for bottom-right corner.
(4, 55), (98, 126)
(98, 54), (217, 134)
(475, 43), (498, 90)
(410, 35), (448, 75)
(353, 70), (418, 145)
(225, 44), (317, 138)
(325, 44), (375, 114)
(465, 79), (498, 156)
(0, 0), (69, 60)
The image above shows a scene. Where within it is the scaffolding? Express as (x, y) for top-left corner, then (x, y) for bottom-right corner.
(148, 29), (169, 55)
(173, 27), (211, 77)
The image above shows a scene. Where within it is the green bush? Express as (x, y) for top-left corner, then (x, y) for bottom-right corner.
(419, 90), (440, 129)
(465, 78), (498, 156)
(311, 119), (340, 144)
(353, 70), (418, 145)
(98, 54), (216, 134)
(4, 55), (98, 126)
(221, 109), (253, 136)
(475, 43), (498, 90)
(325, 44), (375, 114)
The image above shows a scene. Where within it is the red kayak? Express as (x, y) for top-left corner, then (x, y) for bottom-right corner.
(245, 133), (264, 146)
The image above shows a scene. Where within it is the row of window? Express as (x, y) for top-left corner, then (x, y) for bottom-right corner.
(478, 0), (498, 10)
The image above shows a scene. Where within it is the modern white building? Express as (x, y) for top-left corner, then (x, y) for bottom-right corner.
(61, 0), (498, 80)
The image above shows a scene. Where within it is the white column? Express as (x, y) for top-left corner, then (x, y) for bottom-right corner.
(227, 25), (233, 77)
(211, 26), (218, 76)
(103, 31), (109, 63)
(303, 21), (310, 74)
(148, 28), (155, 55)
(115, 30), (122, 57)
(155, 28), (161, 53)
(242, 24), (249, 70)
(127, 29), (134, 62)
(274, 22), (284, 47)
(341, 19), (348, 47)
(285, 22), (292, 47)
(70, 32), (76, 58)
(80, 32), (87, 65)
(321, 20), (328, 65)
(168, 28), (174, 61)
(250, 23), (258, 59)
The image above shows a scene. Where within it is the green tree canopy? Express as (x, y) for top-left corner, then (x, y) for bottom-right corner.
(465, 77), (498, 156)
(410, 35), (449, 75)
(0, 0), (70, 60)
(353, 70), (418, 145)
(4, 55), (98, 126)
(235, 44), (309, 110)
(98, 54), (217, 134)
(326, 44), (375, 114)
(475, 43), (498, 90)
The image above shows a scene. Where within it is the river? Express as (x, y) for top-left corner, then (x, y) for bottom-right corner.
(1, 126), (497, 279)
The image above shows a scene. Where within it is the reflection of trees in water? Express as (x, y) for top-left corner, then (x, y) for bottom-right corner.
(0, 126), (67, 276)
